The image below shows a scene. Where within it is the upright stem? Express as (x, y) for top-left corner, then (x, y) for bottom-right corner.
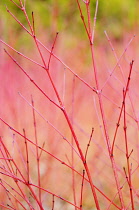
(31, 96), (42, 204)
(47, 72), (100, 209)
(90, 42), (125, 209)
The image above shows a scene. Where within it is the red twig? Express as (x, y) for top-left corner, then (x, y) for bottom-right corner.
(111, 60), (134, 155)
(92, 0), (98, 44)
(31, 96), (42, 204)
(47, 32), (59, 71)
(51, 194), (55, 210)
(23, 129), (30, 184)
(123, 89), (134, 209)
(76, 0), (91, 43)
(84, 127), (94, 161)
(80, 170), (85, 210)
(71, 75), (77, 210)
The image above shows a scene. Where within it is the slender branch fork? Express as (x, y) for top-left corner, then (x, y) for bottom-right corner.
(0, 0), (137, 209)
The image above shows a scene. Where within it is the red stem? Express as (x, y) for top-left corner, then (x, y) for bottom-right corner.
(31, 96), (42, 204)
(23, 129), (30, 185)
(80, 170), (85, 210)
(123, 89), (134, 209)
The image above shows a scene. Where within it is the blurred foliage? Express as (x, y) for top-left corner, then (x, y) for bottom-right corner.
(0, 0), (139, 43)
